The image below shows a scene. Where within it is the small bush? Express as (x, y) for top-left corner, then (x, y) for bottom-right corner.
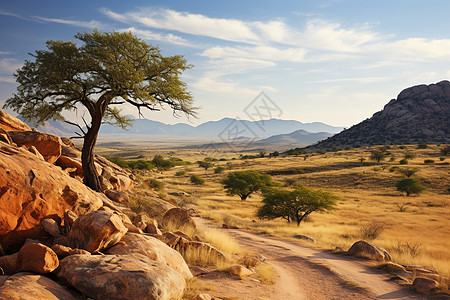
(399, 145), (406, 149)
(396, 177), (426, 196)
(106, 156), (129, 168)
(190, 174), (205, 185)
(439, 157), (446, 161)
(397, 167), (419, 177)
(417, 143), (428, 149)
(424, 159), (434, 164)
(128, 160), (155, 170)
(175, 170), (186, 176)
(399, 158), (408, 165)
(389, 156), (395, 162)
(152, 155), (175, 170)
(147, 178), (165, 191)
(214, 166), (225, 174)
(359, 221), (384, 240)
(403, 151), (416, 160)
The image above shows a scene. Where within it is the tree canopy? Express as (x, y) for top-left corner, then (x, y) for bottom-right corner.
(257, 186), (337, 226)
(222, 170), (275, 200)
(4, 30), (196, 191)
(396, 177), (425, 196)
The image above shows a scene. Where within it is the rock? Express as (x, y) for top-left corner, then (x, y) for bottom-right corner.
(55, 155), (83, 177)
(28, 146), (45, 161)
(412, 277), (439, 294)
(384, 262), (406, 272)
(133, 214), (154, 231)
(161, 208), (197, 232)
(105, 189), (129, 203)
(64, 209), (78, 232)
(176, 241), (227, 264)
(0, 252), (18, 275)
(107, 232), (193, 279)
(0, 272), (78, 299)
(146, 221), (162, 235)
(0, 110), (31, 132)
(116, 174), (133, 191)
(51, 244), (90, 259)
(56, 254), (185, 300)
(238, 256), (261, 268)
(61, 145), (80, 158)
(0, 142), (104, 252)
(347, 240), (391, 262)
(17, 243), (59, 274)
(68, 209), (128, 253)
(0, 129), (12, 145)
(293, 234), (316, 243)
(194, 293), (212, 300)
(223, 264), (254, 278)
(8, 131), (63, 163)
(41, 218), (61, 237)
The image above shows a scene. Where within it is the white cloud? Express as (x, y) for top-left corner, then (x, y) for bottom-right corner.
(122, 28), (194, 47)
(0, 58), (22, 74)
(381, 38), (450, 61)
(192, 72), (259, 96)
(0, 52), (11, 55)
(33, 16), (103, 29)
(307, 77), (389, 84)
(0, 9), (29, 21)
(0, 76), (15, 83)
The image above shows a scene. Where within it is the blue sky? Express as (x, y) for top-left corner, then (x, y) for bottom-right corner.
(1, 0), (450, 127)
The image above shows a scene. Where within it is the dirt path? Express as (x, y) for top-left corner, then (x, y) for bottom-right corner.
(195, 218), (428, 300)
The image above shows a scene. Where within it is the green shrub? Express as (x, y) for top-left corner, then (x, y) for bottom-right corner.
(106, 156), (129, 168)
(152, 155), (175, 170)
(128, 160), (155, 170)
(175, 170), (187, 176)
(424, 159), (434, 164)
(214, 166), (225, 174)
(147, 178), (165, 191)
(396, 177), (426, 196)
(403, 151), (416, 160)
(439, 157), (446, 161)
(190, 175), (205, 185)
(399, 159), (408, 165)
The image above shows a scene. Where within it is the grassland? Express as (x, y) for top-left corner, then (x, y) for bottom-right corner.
(98, 143), (450, 277)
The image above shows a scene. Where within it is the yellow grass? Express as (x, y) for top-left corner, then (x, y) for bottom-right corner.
(201, 229), (244, 255)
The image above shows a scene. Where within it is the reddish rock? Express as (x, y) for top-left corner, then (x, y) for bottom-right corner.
(161, 208), (197, 232)
(412, 277), (439, 294)
(8, 131), (63, 163)
(0, 252), (18, 275)
(17, 243), (59, 274)
(146, 221), (162, 235)
(56, 254), (185, 300)
(0, 272), (78, 299)
(41, 218), (61, 237)
(51, 244), (90, 259)
(347, 240), (391, 262)
(0, 129), (12, 144)
(63, 209), (78, 232)
(105, 189), (129, 203)
(68, 210), (128, 253)
(0, 142), (103, 251)
(28, 145), (45, 161)
(224, 264), (254, 278)
(194, 294), (212, 300)
(116, 174), (133, 191)
(133, 214), (154, 231)
(0, 110), (31, 132)
(107, 233), (192, 279)
(55, 156), (83, 177)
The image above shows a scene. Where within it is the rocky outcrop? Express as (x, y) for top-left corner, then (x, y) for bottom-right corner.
(16, 243), (59, 274)
(56, 254), (186, 300)
(312, 80), (450, 149)
(0, 272), (78, 300)
(161, 208), (197, 232)
(107, 233), (193, 279)
(8, 131), (63, 163)
(0, 110), (31, 131)
(412, 277), (439, 294)
(347, 240), (391, 262)
(51, 244), (90, 259)
(0, 141), (103, 251)
(68, 209), (128, 253)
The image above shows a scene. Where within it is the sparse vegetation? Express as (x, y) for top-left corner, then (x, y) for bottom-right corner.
(214, 166), (226, 174)
(198, 160), (213, 170)
(147, 178), (165, 191)
(370, 150), (386, 162)
(222, 170), (275, 200)
(190, 174), (205, 185)
(424, 159), (435, 164)
(441, 145), (450, 156)
(397, 167), (419, 177)
(359, 221), (384, 240)
(396, 177), (426, 196)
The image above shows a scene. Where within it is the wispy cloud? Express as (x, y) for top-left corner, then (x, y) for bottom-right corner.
(307, 77), (389, 84)
(0, 9), (30, 21)
(121, 28), (195, 47)
(201, 46), (308, 63)
(0, 52), (11, 55)
(0, 76), (15, 83)
(33, 16), (103, 29)
(191, 72), (259, 96)
(0, 58), (22, 74)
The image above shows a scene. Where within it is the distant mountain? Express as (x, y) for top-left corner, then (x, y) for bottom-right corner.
(256, 129), (333, 147)
(311, 80), (450, 149)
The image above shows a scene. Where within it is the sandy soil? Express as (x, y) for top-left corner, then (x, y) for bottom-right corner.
(195, 218), (429, 300)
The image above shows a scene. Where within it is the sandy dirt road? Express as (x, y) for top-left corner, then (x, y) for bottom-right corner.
(195, 218), (428, 300)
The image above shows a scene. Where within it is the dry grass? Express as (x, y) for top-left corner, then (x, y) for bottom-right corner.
(254, 263), (276, 284)
(201, 229), (244, 255)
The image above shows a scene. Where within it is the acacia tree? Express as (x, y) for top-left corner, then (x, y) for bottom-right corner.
(222, 170), (275, 200)
(258, 186), (337, 226)
(4, 30), (196, 191)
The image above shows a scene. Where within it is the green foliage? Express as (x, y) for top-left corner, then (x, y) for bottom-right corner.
(222, 170), (275, 200)
(257, 186), (337, 226)
(397, 167), (419, 178)
(424, 159), (434, 164)
(105, 157), (154, 170)
(369, 150), (386, 162)
(439, 157), (446, 161)
(403, 151), (416, 160)
(152, 155), (175, 171)
(175, 170), (187, 176)
(197, 160), (213, 170)
(190, 174), (205, 185)
(399, 158), (408, 165)
(147, 178), (165, 191)
(396, 177), (426, 196)
(106, 156), (130, 169)
(214, 166), (225, 174)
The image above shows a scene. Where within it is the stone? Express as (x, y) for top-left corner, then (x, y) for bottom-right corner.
(194, 293), (212, 300)
(116, 174), (133, 191)
(0, 142), (103, 252)
(56, 254), (185, 300)
(64, 209), (78, 232)
(8, 131), (63, 163)
(176, 241), (227, 264)
(161, 208), (197, 232)
(0, 272), (78, 300)
(0, 110), (31, 132)
(107, 232), (192, 279)
(133, 213), (154, 231)
(41, 218), (61, 237)
(223, 264), (254, 278)
(146, 221), (162, 235)
(293, 234), (316, 243)
(51, 244), (90, 259)
(0, 252), (19, 275)
(17, 243), (59, 274)
(68, 209), (128, 253)
(105, 189), (129, 203)
(412, 277), (439, 294)
(55, 156), (83, 177)
(28, 146), (45, 161)
(347, 240), (391, 262)
(0, 129), (12, 144)
(384, 262), (406, 272)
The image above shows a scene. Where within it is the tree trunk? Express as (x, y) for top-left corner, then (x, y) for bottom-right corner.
(81, 113), (102, 192)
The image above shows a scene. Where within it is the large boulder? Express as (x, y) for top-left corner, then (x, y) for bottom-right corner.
(0, 252), (19, 275)
(161, 208), (197, 232)
(17, 243), (59, 274)
(412, 277), (439, 294)
(51, 244), (90, 259)
(0, 110), (31, 132)
(0, 141), (103, 251)
(68, 209), (128, 253)
(0, 272), (78, 300)
(56, 254), (186, 300)
(347, 240), (391, 262)
(107, 233), (193, 279)
(8, 131), (63, 163)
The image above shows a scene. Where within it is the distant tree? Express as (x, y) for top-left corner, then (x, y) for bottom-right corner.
(4, 30), (196, 191)
(197, 160), (213, 170)
(417, 143), (428, 149)
(259, 151), (266, 158)
(396, 178), (426, 196)
(403, 151), (416, 160)
(190, 174), (205, 185)
(370, 150), (386, 163)
(257, 186), (337, 226)
(397, 167), (419, 178)
(152, 155), (175, 171)
(222, 170), (275, 200)
(214, 166), (225, 174)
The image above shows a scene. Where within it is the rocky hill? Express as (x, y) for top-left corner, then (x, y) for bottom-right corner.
(311, 80), (450, 149)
